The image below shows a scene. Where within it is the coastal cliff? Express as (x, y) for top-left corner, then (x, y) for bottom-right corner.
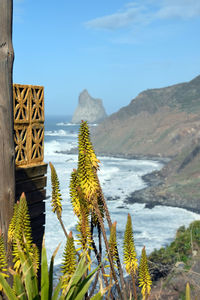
(92, 75), (200, 157)
(92, 75), (200, 213)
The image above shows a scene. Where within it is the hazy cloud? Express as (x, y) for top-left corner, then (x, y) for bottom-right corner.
(13, 0), (24, 23)
(85, 0), (200, 30)
(85, 5), (146, 30)
(157, 0), (200, 19)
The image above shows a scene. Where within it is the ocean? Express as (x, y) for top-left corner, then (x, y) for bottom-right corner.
(44, 115), (200, 268)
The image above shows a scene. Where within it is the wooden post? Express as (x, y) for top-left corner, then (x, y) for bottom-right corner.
(0, 0), (15, 242)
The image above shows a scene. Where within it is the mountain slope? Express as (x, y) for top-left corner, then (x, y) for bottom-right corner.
(127, 139), (200, 212)
(92, 75), (200, 157)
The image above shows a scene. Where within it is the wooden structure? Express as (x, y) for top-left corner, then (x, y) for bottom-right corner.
(0, 0), (15, 246)
(14, 84), (47, 251)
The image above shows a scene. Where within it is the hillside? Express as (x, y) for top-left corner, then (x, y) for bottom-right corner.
(126, 139), (200, 212)
(92, 75), (200, 157)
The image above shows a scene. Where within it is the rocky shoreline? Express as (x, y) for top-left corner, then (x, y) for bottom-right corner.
(58, 147), (200, 214)
(125, 169), (200, 214)
(58, 148), (171, 163)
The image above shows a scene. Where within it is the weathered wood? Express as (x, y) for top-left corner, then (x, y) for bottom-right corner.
(16, 176), (47, 195)
(31, 213), (45, 229)
(16, 163), (47, 181)
(16, 164), (47, 252)
(30, 213), (45, 247)
(28, 200), (45, 219)
(0, 0), (15, 241)
(16, 188), (47, 205)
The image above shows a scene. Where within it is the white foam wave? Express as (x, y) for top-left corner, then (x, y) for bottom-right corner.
(44, 119), (200, 265)
(56, 122), (75, 126)
(56, 122), (98, 127)
(44, 139), (77, 159)
(45, 130), (77, 137)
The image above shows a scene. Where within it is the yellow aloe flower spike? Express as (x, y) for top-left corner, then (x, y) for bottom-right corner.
(139, 246), (152, 300)
(8, 203), (19, 243)
(104, 222), (118, 279)
(61, 231), (77, 289)
(49, 162), (62, 217)
(109, 221), (118, 263)
(77, 121), (99, 201)
(0, 229), (9, 291)
(123, 213), (138, 275)
(12, 193), (38, 273)
(32, 243), (40, 275)
(78, 120), (100, 170)
(76, 200), (93, 260)
(70, 169), (82, 217)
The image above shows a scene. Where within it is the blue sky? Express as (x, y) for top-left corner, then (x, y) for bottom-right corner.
(13, 0), (200, 116)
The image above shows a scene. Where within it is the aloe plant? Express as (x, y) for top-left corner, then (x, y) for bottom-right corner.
(61, 231), (77, 289)
(1, 121), (155, 299)
(8, 193), (39, 274)
(0, 229), (9, 292)
(0, 237), (103, 300)
(139, 247), (152, 300)
(123, 214), (138, 300)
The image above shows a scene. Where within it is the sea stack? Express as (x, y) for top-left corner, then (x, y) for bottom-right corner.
(72, 89), (107, 124)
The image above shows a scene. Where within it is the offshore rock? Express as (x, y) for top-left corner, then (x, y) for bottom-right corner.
(72, 89), (107, 124)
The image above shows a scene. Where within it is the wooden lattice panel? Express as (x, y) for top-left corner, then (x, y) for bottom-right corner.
(13, 85), (30, 123)
(31, 124), (44, 162)
(14, 125), (28, 165)
(13, 84), (44, 166)
(30, 87), (44, 122)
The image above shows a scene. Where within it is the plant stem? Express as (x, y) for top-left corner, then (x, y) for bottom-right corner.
(92, 197), (124, 300)
(57, 215), (81, 260)
(57, 215), (68, 238)
(96, 174), (128, 300)
(131, 271), (138, 300)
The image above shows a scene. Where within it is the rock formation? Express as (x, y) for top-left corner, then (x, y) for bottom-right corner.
(72, 89), (107, 124)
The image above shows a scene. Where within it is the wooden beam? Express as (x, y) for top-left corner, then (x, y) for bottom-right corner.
(0, 0), (15, 242)
(16, 164), (47, 253)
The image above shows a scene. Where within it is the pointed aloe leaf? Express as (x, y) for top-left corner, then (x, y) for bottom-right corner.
(17, 240), (39, 300)
(64, 255), (88, 299)
(0, 273), (18, 300)
(186, 282), (191, 300)
(49, 242), (61, 300)
(72, 265), (100, 300)
(65, 257), (100, 300)
(41, 237), (49, 300)
(90, 292), (103, 300)
(51, 279), (63, 300)
(13, 273), (27, 300)
(72, 273), (96, 300)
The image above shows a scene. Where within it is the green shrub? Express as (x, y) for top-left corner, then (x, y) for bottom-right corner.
(149, 220), (200, 265)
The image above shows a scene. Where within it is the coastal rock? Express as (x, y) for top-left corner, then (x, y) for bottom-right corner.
(125, 140), (200, 214)
(72, 89), (107, 124)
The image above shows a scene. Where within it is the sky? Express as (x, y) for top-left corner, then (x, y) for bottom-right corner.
(13, 0), (200, 116)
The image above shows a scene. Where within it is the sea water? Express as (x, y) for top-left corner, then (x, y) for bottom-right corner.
(44, 115), (200, 268)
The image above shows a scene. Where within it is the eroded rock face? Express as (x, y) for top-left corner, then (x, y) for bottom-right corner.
(72, 89), (107, 124)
